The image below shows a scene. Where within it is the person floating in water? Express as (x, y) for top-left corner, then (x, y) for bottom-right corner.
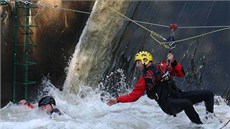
(18, 96), (63, 115)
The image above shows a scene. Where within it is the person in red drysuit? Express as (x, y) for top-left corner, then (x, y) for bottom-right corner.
(107, 51), (214, 124)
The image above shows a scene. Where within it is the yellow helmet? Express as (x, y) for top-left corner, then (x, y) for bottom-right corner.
(135, 51), (153, 65)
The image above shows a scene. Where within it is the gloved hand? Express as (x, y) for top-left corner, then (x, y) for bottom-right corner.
(106, 98), (117, 106)
(167, 52), (174, 63)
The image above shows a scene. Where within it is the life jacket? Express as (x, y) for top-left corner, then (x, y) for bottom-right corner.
(144, 64), (162, 100)
(144, 64), (182, 101)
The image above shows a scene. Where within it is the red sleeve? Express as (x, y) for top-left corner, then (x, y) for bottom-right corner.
(161, 61), (185, 77)
(25, 102), (35, 109)
(171, 61), (185, 77)
(117, 77), (146, 103)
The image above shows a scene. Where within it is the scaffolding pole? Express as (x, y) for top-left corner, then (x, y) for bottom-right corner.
(12, 0), (37, 102)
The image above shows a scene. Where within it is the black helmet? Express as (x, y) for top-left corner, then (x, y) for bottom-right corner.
(38, 96), (56, 107)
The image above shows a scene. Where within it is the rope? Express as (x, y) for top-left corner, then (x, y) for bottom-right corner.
(161, 27), (230, 45)
(220, 119), (230, 129)
(16, 0), (165, 28)
(99, 1), (151, 32)
(17, 0), (164, 45)
(17, 0), (229, 29)
(179, 25), (230, 29)
(18, 0), (230, 49)
(99, 0), (166, 46)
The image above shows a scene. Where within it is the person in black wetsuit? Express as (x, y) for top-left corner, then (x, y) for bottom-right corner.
(38, 96), (63, 115)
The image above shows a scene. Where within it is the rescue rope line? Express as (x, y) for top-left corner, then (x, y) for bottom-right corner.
(99, 1), (166, 46)
(17, 0), (230, 29)
(161, 27), (230, 45)
(18, 0), (230, 49)
(178, 25), (230, 29)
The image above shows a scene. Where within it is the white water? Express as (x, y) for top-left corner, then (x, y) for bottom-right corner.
(1, 80), (230, 129)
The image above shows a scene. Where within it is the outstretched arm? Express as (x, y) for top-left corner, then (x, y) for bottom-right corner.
(107, 77), (146, 106)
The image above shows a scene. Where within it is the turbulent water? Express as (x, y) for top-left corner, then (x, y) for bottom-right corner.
(0, 81), (230, 129)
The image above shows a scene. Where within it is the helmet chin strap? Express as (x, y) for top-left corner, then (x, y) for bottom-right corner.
(51, 104), (56, 110)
